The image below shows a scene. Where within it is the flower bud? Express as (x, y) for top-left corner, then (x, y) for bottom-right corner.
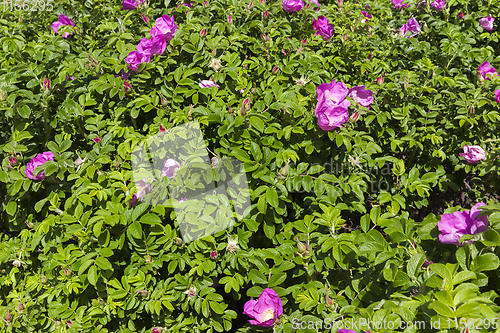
(41, 275), (48, 284)
(263, 10), (269, 18)
(228, 14), (232, 24)
(272, 66), (279, 74)
(297, 239), (307, 253)
(305, 241), (310, 251)
(229, 106), (234, 115)
(9, 156), (17, 165)
(6, 310), (11, 323)
(137, 289), (148, 297)
(457, 11), (463, 19)
(202, 0), (209, 7)
(306, 3), (310, 9)
(248, 1), (253, 10)
(302, 38), (307, 45)
(280, 161), (289, 176)
(142, 14), (149, 24)
(325, 294), (334, 306)
(210, 251), (218, 259)
(64, 268), (72, 277)
(174, 237), (183, 246)
(350, 112), (359, 122)
(18, 303), (24, 312)
(338, 0), (343, 7)
(200, 28), (207, 37)
(43, 78), (50, 90)
(376, 76), (384, 85)
(241, 99), (250, 116)
(161, 95), (168, 106)
(261, 0), (266, 3)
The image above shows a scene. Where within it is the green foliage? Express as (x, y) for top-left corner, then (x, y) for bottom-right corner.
(1, 0), (500, 332)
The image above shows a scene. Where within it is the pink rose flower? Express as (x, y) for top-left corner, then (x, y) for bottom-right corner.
(430, 0), (445, 11)
(316, 103), (349, 130)
(479, 14), (494, 31)
(137, 36), (167, 56)
(126, 51), (151, 72)
(131, 178), (152, 207)
(162, 159), (180, 178)
(199, 80), (220, 88)
(316, 80), (351, 109)
(312, 16), (334, 40)
(151, 15), (177, 41)
(361, 10), (372, 18)
(392, 0), (409, 8)
(348, 85), (374, 107)
(51, 14), (75, 38)
(477, 61), (498, 81)
(122, 0), (144, 10)
(25, 152), (55, 180)
(495, 89), (500, 104)
(459, 145), (485, 164)
(399, 17), (420, 38)
(282, 0), (304, 12)
(438, 203), (489, 245)
(243, 288), (283, 327)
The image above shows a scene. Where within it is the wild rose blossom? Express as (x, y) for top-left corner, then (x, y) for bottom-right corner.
(315, 103), (349, 130)
(137, 36), (167, 56)
(438, 203), (489, 245)
(126, 51), (151, 72)
(477, 61), (498, 81)
(361, 10), (372, 18)
(131, 178), (152, 207)
(312, 16), (334, 40)
(243, 288), (283, 327)
(459, 145), (486, 164)
(162, 159), (180, 178)
(199, 80), (220, 88)
(122, 0), (144, 10)
(495, 90), (500, 104)
(430, 0), (445, 11)
(479, 14), (494, 31)
(392, 0), (410, 8)
(316, 80), (351, 109)
(151, 15), (177, 41)
(51, 14), (75, 38)
(282, 0), (304, 12)
(399, 17), (420, 38)
(25, 152), (55, 180)
(348, 85), (374, 107)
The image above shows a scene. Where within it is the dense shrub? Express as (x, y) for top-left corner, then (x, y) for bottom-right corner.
(1, 0), (500, 332)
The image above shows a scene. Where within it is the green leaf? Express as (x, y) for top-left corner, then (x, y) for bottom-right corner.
(95, 257), (113, 270)
(429, 300), (455, 317)
(266, 188), (279, 209)
(209, 301), (224, 315)
(128, 221), (143, 238)
(140, 214), (162, 225)
(5, 201), (17, 216)
(407, 253), (425, 278)
(248, 269), (267, 284)
(88, 265), (98, 286)
(470, 253), (500, 272)
(268, 272), (286, 287)
(79, 194), (93, 206)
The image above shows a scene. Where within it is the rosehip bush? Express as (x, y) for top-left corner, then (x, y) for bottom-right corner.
(1, 0), (500, 332)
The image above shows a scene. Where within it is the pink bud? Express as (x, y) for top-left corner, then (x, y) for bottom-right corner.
(248, 1), (253, 10)
(43, 78), (50, 90)
(367, 52), (372, 60)
(160, 125), (165, 133)
(306, 3), (310, 8)
(457, 11), (463, 19)
(210, 251), (218, 259)
(338, 0), (343, 7)
(263, 10), (269, 18)
(200, 28), (207, 37)
(282, 49), (286, 56)
(5, 310), (11, 323)
(302, 38), (307, 45)
(9, 156), (17, 165)
(261, 0), (266, 3)
(272, 66), (279, 74)
(350, 112), (359, 121)
(376, 76), (384, 85)
(228, 14), (232, 24)
(244, 99), (249, 105)
(124, 80), (132, 92)
(202, 0), (209, 7)
(94, 137), (102, 144)
(142, 14), (149, 23)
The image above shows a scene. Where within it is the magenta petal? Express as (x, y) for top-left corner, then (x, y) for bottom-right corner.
(439, 232), (464, 245)
(51, 21), (63, 34)
(438, 211), (469, 234)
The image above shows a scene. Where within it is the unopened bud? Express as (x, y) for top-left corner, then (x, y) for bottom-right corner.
(350, 112), (359, 122)
(263, 10), (269, 18)
(338, 0), (343, 7)
(228, 14), (232, 24)
(210, 251), (218, 259)
(280, 162), (289, 177)
(137, 289), (148, 297)
(174, 237), (183, 246)
(325, 294), (334, 306)
(161, 95), (168, 106)
(248, 1), (253, 10)
(261, 33), (270, 41)
(260, 0), (265, 3)
(142, 14), (149, 24)
(18, 303), (24, 312)
(5, 310), (11, 323)
(64, 268), (72, 277)
(305, 3), (310, 9)
(297, 240), (307, 253)
(241, 99), (250, 116)
(200, 28), (207, 37)
(376, 76), (384, 85)
(41, 275), (48, 284)
(272, 66), (279, 74)
(302, 38), (307, 45)
(202, 0), (209, 7)
(305, 241), (310, 251)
